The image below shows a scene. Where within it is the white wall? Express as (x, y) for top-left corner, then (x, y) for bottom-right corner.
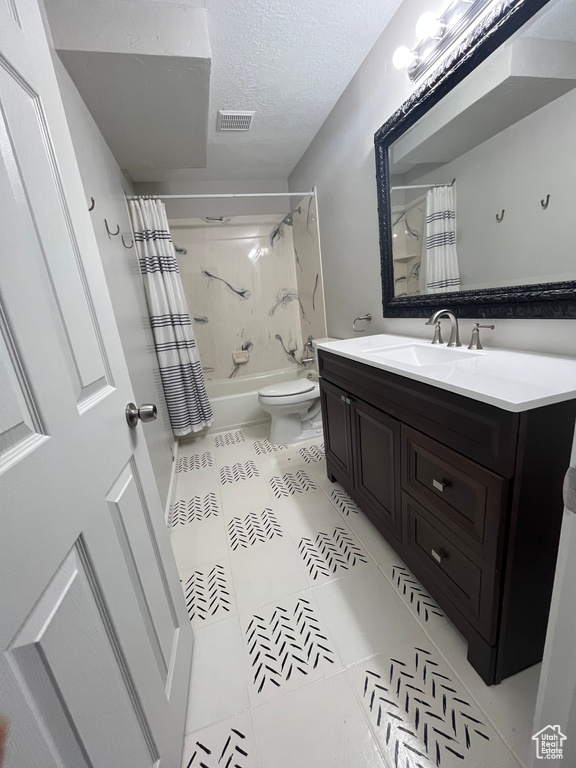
(288, 0), (576, 359)
(52, 55), (175, 505)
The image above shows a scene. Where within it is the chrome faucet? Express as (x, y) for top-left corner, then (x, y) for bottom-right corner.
(425, 309), (461, 347)
(302, 335), (315, 365)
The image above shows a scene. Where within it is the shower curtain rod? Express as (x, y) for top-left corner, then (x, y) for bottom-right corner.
(391, 178), (456, 192)
(126, 191), (314, 200)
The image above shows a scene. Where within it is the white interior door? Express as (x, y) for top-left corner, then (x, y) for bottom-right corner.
(531, 440), (576, 765)
(0, 1), (193, 766)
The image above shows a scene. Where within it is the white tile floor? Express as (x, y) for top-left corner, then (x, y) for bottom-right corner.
(171, 424), (539, 768)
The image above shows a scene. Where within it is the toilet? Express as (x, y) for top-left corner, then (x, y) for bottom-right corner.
(258, 378), (322, 445)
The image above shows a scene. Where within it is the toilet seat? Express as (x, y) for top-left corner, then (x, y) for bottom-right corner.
(258, 382), (320, 407)
(258, 380), (316, 397)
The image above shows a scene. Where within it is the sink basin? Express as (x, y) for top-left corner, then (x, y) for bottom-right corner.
(368, 344), (478, 367)
(315, 334), (576, 411)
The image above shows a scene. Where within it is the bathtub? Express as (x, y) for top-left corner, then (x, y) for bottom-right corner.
(206, 367), (319, 433)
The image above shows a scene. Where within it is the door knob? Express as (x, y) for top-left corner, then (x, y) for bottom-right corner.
(125, 402), (158, 428)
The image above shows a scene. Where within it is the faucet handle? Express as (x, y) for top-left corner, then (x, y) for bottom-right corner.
(468, 323), (494, 350)
(430, 322), (444, 345)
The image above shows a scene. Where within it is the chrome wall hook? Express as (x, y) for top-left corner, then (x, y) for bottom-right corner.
(541, 194), (550, 210)
(88, 197), (95, 211)
(121, 235), (134, 249)
(496, 209), (505, 222)
(105, 219), (120, 237)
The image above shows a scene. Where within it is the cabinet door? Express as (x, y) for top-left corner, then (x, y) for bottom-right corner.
(320, 378), (354, 486)
(353, 399), (402, 542)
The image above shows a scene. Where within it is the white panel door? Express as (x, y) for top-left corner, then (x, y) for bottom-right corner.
(0, 1), (193, 766)
(530, 441), (576, 767)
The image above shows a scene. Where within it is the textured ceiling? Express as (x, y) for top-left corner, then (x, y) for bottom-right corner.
(128, 0), (404, 182)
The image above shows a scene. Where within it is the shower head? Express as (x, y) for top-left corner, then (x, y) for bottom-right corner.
(282, 206), (301, 227)
(269, 206), (302, 246)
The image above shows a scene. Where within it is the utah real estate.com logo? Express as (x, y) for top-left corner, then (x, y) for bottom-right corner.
(532, 725), (567, 760)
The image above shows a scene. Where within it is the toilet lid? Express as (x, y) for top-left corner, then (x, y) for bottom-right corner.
(259, 380), (316, 397)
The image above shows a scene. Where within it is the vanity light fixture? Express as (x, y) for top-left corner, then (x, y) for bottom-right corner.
(394, 0), (497, 81)
(415, 11), (445, 41)
(392, 45), (418, 70)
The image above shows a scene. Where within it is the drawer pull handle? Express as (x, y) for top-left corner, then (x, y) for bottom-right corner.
(432, 479), (445, 492)
(431, 548), (445, 563)
(340, 395), (351, 405)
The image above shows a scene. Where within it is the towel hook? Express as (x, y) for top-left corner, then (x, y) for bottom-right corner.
(496, 209), (505, 222)
(541, 194), (550, 210)
(352, 313), (372, 333)
(121, 234), (134, 249)
(88, 197), (95, 212)
(105, 219), (120, 237)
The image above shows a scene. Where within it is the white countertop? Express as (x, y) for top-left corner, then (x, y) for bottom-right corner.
(315, 334), (576, 412)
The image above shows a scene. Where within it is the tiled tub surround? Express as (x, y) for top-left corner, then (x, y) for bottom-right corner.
(170, 210), (326, 383)
(171, 425), (539, 768)
(291, 195), (327, 349)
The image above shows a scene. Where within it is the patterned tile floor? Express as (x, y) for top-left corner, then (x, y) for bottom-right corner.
(171, 423), (539, 768)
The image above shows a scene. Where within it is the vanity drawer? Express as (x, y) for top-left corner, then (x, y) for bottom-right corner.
(402, 426), (508, 562)
(402, 494), (499, 643)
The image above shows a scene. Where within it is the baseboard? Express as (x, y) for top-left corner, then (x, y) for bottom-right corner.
(164, 439), (179, 527)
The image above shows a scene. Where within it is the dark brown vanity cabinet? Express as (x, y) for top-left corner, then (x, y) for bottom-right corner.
(319, 378), (354, 487)
(353, 399), (402, 544)
(319, 349), (576, 685)
(322, 380), (401, 543)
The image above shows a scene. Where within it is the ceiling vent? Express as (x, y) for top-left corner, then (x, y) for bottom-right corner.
(217, 110), (255, 131)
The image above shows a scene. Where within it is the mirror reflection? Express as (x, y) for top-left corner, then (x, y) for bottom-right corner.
(389, 0), (576, 298)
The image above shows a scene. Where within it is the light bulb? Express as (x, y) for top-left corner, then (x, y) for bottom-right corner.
(415, 11), (445, 41)
(393, 46), (417, 70)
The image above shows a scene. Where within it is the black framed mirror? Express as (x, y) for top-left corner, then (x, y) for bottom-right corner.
(375, 0), (576, 318)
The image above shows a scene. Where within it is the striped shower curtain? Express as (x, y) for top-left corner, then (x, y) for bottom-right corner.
(424, 186), (460, 293)
(129, 198), (213, 436)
